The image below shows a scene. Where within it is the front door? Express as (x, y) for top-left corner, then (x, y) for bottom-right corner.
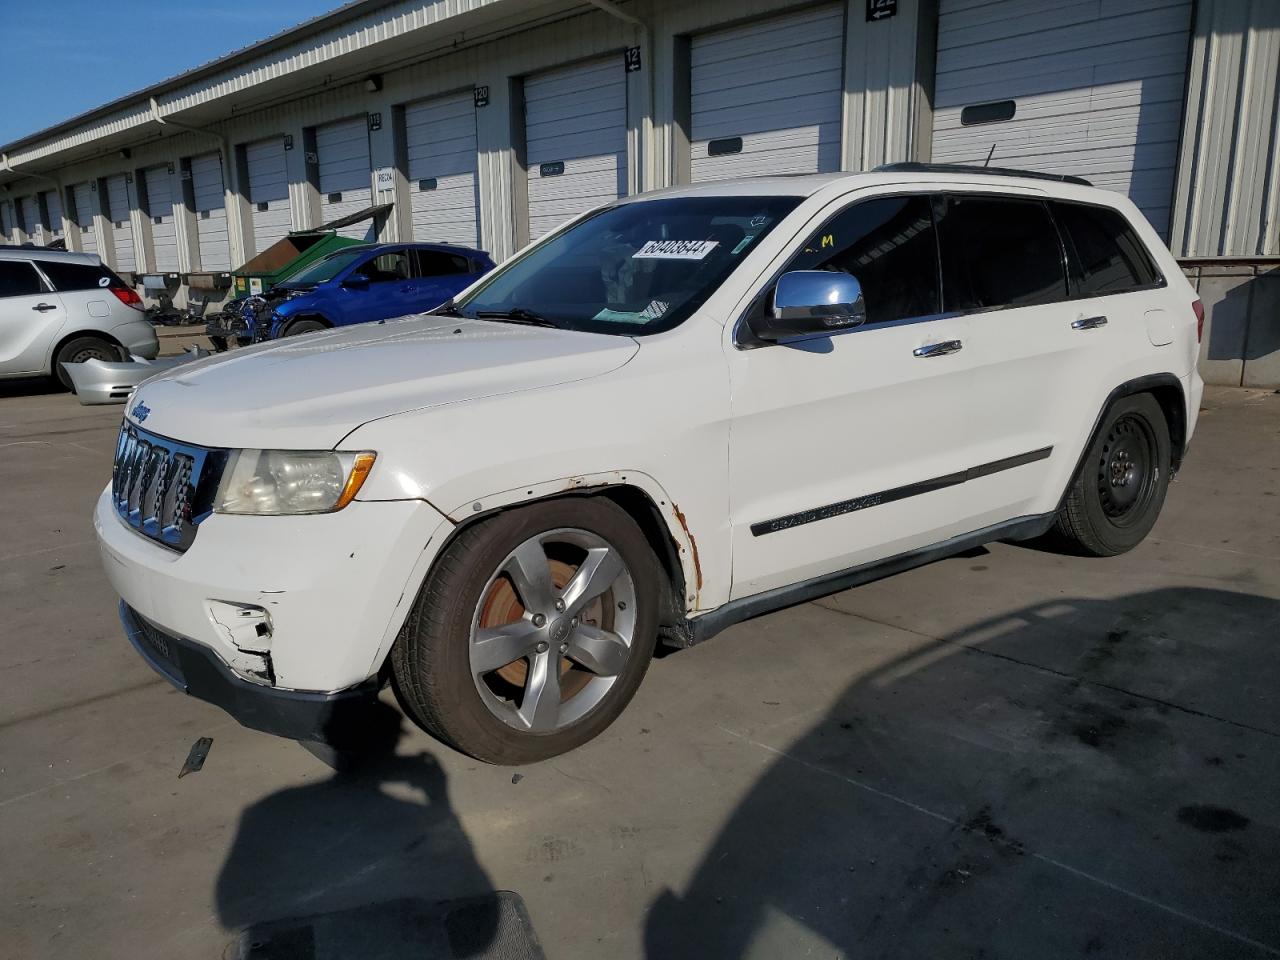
(726, 193), (1041, 600)
(343, 248), (418, 324)
(0, 260), (66, 375)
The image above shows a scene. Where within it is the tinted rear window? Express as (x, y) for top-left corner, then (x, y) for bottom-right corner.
(35, 259), (120, 292)
(0, 261), (45, 298)
(415, 250), (473, 276)
(1052, 201), (1160, 296)
(936, 196), (1067, 312)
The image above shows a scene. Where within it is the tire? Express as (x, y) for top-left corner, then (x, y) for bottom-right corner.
(1052, 393), (1171, 557)
(284, 319), (328, 337)
(391, 497), (661, 764)
(53, 336), (120, 390)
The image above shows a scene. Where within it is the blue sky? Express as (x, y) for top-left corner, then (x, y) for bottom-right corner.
(1, 0), (340, 145)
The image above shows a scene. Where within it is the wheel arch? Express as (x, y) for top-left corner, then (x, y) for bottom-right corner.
(48, 329), (126, 376)
(281, 312), (333, 336)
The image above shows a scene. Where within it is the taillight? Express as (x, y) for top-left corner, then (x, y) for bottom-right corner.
(109, 286), (143, 310)
(1192, 299), (1204, 343)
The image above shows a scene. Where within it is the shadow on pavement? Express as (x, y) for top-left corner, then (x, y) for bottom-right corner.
(0, 376), (64, 399)
(217, 702), (542, 959)
(646, 586), (1280, 959)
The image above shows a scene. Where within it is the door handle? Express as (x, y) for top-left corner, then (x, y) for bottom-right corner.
(1071, 315), (1108, 330)
(913, 339), (963, 358)
(32, 302), (58, 312)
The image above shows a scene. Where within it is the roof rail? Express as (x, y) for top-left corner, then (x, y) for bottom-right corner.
(874, 162), (1092, 187)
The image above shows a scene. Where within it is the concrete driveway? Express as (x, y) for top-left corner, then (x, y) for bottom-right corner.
(2, 382), (1278, 959)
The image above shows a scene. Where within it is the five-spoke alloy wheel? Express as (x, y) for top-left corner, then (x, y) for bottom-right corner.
(391, 497), (660, 764)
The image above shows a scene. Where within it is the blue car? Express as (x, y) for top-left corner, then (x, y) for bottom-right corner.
(238, 242), (493, 344)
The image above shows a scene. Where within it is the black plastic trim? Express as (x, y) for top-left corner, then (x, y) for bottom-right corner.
(120, 602), (378, 743)
(875, 162), (1092, 186)
(690, 513), (1056, 644)
(751, 446), (1052, 537)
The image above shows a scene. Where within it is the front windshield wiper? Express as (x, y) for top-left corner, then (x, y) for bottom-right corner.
(474, 307), (559, 328)
(430, 300), (464, 317)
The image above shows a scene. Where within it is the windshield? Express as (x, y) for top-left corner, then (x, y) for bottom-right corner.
(456, 196), (801, 335)
(279, 249), (367, 287)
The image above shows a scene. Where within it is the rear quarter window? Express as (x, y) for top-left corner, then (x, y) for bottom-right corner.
(35, 259), (121, 292)
(1051, 201), (1161, 296)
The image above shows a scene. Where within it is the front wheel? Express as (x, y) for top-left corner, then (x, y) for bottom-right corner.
(283, 318), (328, 337)
(391, 497), (660, 764)
(1051, 393), (1171, 556)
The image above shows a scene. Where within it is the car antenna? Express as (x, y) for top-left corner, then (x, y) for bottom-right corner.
(983, 144), (996, 167)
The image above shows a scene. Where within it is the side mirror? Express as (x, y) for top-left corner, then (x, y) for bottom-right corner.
(341, 275), (369, 290)
(750, 270), (867, 343)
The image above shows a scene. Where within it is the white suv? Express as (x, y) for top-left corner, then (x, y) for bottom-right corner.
(0, 249), (158, 386)
(94, 167), (1203, 763)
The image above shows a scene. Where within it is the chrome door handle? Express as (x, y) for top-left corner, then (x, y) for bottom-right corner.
(1072, 315), (1108, 330)
(32, 302), (58, 312)
(913, 339), (963, 358)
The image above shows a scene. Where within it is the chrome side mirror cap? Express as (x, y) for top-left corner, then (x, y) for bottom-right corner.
(752, 271), (867, 343)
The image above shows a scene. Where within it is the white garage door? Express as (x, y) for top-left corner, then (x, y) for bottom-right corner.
(931, 0), (1193, 237)
(191, 153), (231, 272)
(690, 5), (844, 182)
(143, 166), (179, 272)
(246, 137), (292, 255)
(524, 57), (628, 240)
(316, 116), (373, 241)
(406, 91), (480, 247)
(20, 196), (42, 244)
(0, 202), (13, 244)
(105, 174), (136, 273)
(72, 182), (98, 255)
(42, 190), (63, 242)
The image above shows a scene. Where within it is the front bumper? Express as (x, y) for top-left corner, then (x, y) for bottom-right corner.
(121, 602), (378, 741)
(95, 486), (454, 696)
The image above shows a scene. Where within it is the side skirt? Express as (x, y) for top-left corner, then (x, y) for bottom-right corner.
(685, 512), (1055, 646)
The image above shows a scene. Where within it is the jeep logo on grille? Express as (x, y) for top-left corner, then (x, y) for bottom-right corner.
(131, 401), (151, 422)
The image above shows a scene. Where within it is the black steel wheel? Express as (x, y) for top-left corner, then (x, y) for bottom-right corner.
(1052, 393), (1172, 556)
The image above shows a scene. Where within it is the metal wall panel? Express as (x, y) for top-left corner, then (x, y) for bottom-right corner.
(191, 153), (231, 271)
(931, 0), (1193, 238)
(405, 91), (480, 247)
(690, 5), (844, 181)
(144, 166), (179, 272)
(316, 116), (374, 240)
(105, 174), (136, 272)
(1171, 0), (1280, 258)
(42, 190), (63, 241)
(246, 136), (293, 253)
(72, 182), (98, 255)
(20, 195), (42, 243)
(524, 56), (628, 240)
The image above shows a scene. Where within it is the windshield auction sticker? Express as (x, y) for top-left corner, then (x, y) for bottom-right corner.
(632, 239), (719, 260)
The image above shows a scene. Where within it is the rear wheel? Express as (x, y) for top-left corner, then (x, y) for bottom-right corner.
(1052, 393), (1171, 556)
(391, 497), (660, 764)
(53, 336), (119, 390)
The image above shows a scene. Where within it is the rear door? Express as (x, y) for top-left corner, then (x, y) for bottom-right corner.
(0, 260), (66, 375)
(408, 248), (480, 312)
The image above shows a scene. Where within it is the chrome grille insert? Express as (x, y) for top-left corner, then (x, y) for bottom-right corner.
(111, 423), (225, 551)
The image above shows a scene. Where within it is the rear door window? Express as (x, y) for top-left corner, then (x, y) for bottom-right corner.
(777, 194), (941, 326)
(1051, 201), (1160, 296)
(35, 259), (120, 292)
(414, 249), (473, 276)
(935, 195), (1067, 312)
(0, 261), (46, 298)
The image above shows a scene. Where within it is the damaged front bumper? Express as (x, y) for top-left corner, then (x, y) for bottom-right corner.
(62, 347), (211, 405)
(121, 601), (378, 741)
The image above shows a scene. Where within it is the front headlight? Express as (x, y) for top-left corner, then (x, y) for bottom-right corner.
(215, 450), (376, 515)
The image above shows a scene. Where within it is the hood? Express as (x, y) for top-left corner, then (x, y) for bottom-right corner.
(127, 314), (639, 449)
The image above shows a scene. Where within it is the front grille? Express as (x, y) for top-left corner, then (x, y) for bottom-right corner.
(112, 423), (226, 551)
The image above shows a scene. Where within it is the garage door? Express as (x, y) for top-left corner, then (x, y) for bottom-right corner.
(316, 116), (373, 241)
(406, 91), (480, 247)
(191, 153), (231, 272)
(931, 0), (1193, 237)
(72, 182), (98, 255)
(0, 201), (13, 244)
(143, 166), (179, 272)
(246, 136), (292, 255)
(690, 6), (844, 182)
(105, 174), (136, 273)
(524, 57), (627, 240)
(20, 196), (42, 244)
(42, 190), (63, 243)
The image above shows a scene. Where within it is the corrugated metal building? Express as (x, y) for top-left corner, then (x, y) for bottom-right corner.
(0, 0), (1275, 384)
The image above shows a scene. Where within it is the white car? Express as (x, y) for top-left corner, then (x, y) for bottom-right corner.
(94, 166), (1204, 763)
(0, 249), (158, 386)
